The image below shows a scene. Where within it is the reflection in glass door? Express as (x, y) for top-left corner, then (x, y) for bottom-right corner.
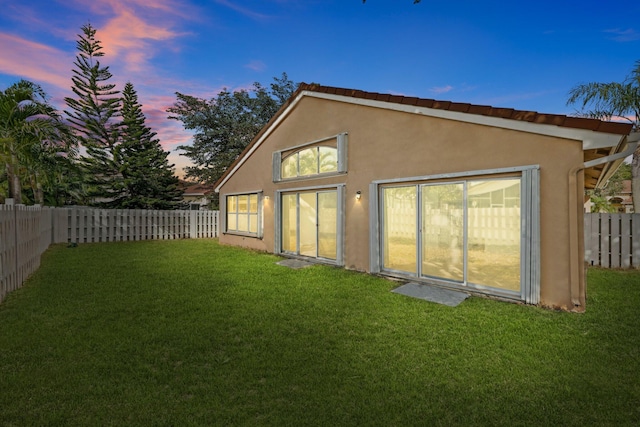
(467, 179), (520, 291)
(318, 192), (338, 259)
(382, 186), (417, 273)
(282, 194), (297, 253)
(421, 183), (464, 282)
(281, 190), (337, 260)
(299, 193), (317, 257)
(381, 178), (522, 293)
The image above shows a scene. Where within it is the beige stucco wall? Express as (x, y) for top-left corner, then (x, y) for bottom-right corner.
(218, 96), (586, 310)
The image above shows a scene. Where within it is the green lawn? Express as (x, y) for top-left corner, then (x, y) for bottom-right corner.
(1, 239), (639, 426)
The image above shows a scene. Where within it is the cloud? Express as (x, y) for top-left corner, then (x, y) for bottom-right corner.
(481, 90), (554, 109)
(0, 33), (72, 91)
(244, 60), (267, 72)
(430, 85), (453, 94)
(93, 2), (190, 74)
(213, 0), (272, 21)
(604, 28), (640, 42)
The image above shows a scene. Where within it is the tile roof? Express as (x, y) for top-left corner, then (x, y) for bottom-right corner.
(297, 83), (633, 135)
(179, 180), (213, 195)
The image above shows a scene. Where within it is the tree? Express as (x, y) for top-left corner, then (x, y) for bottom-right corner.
(64, 23), (122, 206)
(587, 162), (632, 212)
(567, 60), (640, 212)
(117, 82), (182, 209)
(167, 73), (298, 187)
(0, 80), (72, 204)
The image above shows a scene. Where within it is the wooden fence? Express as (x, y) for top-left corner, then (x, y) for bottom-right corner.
(0, 202), (219, 304)
(67, 207), (219, 243)
(584, 213), (640, 268)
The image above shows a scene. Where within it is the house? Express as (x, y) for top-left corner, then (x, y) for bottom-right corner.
(584, 179), (633, 213)
(610, 180), (634, 213)
(214, 83), (636, 311)
(179, 181), (213, 210)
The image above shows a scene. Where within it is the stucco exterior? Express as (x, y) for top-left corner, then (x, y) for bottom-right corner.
(216, 85), (632, 311)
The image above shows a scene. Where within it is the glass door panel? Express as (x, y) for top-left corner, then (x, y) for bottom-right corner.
(281, 190), (338, 260)
(467, 179), (521, 291)
(299, 193), (317, 257)
(383, 186), (417, 273)
(318, 191), (337, 260)
(421, 183), (464, 281)
(282, 194), (297, 253)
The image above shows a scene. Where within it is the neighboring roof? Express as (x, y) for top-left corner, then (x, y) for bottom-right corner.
(215, 83), (634, 192)
(179, 180), (213, 196)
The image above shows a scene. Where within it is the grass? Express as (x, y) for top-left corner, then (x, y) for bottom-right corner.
(1, 239), (639, 426)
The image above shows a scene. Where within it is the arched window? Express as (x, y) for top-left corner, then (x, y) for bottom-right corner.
(273, 133), (347, 182)
(281, 146), (338, 179)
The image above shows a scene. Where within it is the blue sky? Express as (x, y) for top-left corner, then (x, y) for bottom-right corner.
(1, 0), (639, 176)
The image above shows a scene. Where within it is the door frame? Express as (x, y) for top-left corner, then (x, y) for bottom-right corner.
(274, 184), (345, 266)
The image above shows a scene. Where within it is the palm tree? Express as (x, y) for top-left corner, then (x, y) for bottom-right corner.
(0, 80), (72, 204)
(567, 61), (640, 211)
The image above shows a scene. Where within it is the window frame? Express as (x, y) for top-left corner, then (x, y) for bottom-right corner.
(273, 133), (347, 182)
(223, 191), (263, 238)
(274, 184), (346, 266)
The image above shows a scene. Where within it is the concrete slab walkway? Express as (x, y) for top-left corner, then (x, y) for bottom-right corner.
(276, 259), (314, 269)
(392, 282), (469, 307)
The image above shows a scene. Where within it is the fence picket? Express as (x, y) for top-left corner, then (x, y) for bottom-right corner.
(632, 214), (640, 268)
(610, 214), (621, 268)
(620, 215), (632, 268)
(584, 213), (640, 269)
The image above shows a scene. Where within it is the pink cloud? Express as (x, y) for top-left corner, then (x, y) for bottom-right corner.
(0, 32), (72, 92)
(99, 7), (187, 73)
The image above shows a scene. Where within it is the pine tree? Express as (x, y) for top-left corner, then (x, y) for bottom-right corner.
(64, 23), (123, 206)
(118, 82), (182, 209)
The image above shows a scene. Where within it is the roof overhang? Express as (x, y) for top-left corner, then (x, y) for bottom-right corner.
(584, 132), (639, 190)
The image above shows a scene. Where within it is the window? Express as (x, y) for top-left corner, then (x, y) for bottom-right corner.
(226, 193), (260, 236)
(281, 146), (338, 179)
(371, 166), (540, 304)
(273, 133), (347, 182)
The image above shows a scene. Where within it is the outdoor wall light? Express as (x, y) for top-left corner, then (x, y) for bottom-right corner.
(356, 191), (362, 201)
(264, 195), (270, 201)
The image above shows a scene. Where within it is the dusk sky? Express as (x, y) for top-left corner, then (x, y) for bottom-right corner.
(1, 0), (639, 177)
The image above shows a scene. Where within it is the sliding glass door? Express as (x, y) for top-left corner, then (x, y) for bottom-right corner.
(281, 190), (338, 260)
(381, 178), (521, 293)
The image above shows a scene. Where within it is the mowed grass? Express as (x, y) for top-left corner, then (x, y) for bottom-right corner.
(1, 239), (639, 426)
